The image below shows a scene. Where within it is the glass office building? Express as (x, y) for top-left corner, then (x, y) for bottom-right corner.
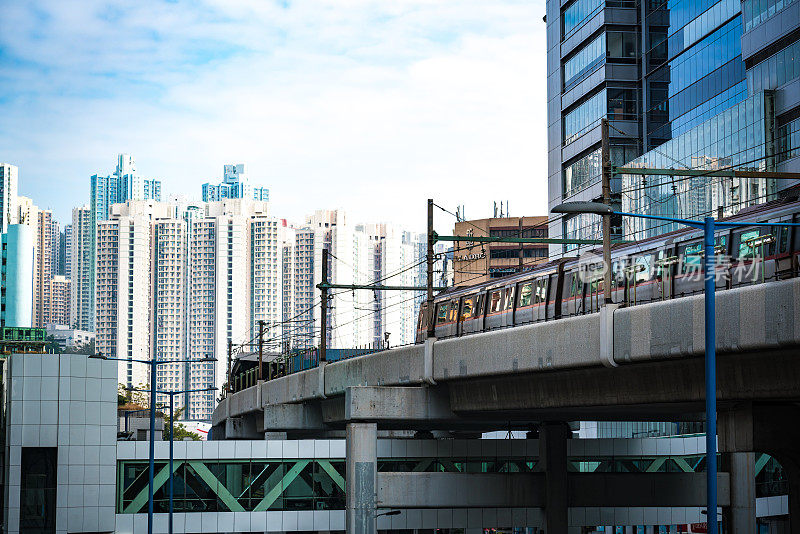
(546, 0), (800, 251)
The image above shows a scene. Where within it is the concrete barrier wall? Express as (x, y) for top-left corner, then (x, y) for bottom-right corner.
(614, 277), (800, 363)
(433, 314), (601, 380)
(324, 344), (425, 396)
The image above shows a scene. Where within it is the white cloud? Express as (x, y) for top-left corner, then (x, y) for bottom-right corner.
(0, 0), (547, 232)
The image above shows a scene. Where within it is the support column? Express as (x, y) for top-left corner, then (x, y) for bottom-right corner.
(540, 422), (569, 534)
(722, 452), (756, 534)
(347, 422), (377, 534)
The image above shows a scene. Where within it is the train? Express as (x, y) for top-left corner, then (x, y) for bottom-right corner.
(416, 195), (800, 342)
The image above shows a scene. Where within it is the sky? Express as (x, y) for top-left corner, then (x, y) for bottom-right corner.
(0, 0), (548, 233)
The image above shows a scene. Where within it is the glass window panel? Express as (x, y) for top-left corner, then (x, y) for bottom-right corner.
(519, 283), (533, 306)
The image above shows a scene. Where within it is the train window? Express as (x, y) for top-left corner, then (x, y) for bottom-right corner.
(570, 273), (582, 297)
(448, 299), (459, 322)
(635, 255), (651, 282)
(489, 290), (502, 313)
(474, 294), (485, 316)
(461, 297), (474, 320)
(436, 303), (449, 323)
(519, 282), (533, 307)
(537, 278), (548, 303)
(504, 287), (515, 310)
(682, 243), (702, 273)
(738, 230), (760, 259)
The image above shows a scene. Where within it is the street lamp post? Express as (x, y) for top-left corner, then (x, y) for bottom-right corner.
(552, 201), (800, 534)
(89, 353), (215, 534)
(129, 386), (217, 534)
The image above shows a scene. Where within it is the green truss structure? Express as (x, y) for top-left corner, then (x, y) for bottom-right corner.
(118, 453), (785, 514)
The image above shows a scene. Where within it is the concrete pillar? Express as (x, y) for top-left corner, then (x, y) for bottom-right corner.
(540, 422), (569, 534)
(723, 452), (756, 534)
(346, 422), (377, 534)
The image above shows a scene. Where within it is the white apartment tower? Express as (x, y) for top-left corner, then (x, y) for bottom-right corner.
(70, 206), (93, 331)
(96, 201), (168, 390)
(96, 198), (278, 420)
(0, 163), (18, 234)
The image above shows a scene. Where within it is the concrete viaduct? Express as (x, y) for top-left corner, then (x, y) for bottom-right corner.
(212, 277), (800, 533)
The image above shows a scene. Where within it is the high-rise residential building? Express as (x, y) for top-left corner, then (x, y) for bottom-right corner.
(0, 225), (34, 327)
(299, 211), (423, 350)
(46, 275), (71, 326)
(545, 0), (800, 249)
(49, 219), (60, 277)
(70, 205), (93, 331)
(306, 209), (373, 350)
(86, 154), (163, 330)
(61, 224), (72, 278)
(285, 226), (316, 350)
(202, 164), (269, 203)
(96, 198), (277, 420)
(16, 196), (36, 226)
(360, 223), (419, 347)
(33, 209), (56, 327)
(0, 164), (18, 234)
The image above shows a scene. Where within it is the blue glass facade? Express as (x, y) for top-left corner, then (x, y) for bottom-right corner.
(645, 6), (746, 147)
(549, 0), (800, 251)
(563, 0), (603, 38)
(744, 0), (797, 31)
(747, 38), (800, 94)
(564, 89), (606, 145)
(564, 34), (605, 90)
(623, 92), (775, 239)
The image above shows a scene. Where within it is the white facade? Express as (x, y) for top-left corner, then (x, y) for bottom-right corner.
(95, 199), (278, 420)
(0, 163), (18, 234)
(70, 206), (93, 331)
(301, 210), (422, 351)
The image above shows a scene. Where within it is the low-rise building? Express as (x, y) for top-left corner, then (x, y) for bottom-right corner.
(45, 324), (95, 352)
(453, 216), (549, 286)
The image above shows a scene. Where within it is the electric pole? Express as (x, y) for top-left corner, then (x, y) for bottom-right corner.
(427, 199), (435, 337)
(601, 118), (613, 304)
(320, 248), (329, 362)
(258, 320), (265, 381)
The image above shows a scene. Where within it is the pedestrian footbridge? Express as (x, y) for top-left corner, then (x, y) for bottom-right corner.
(115, 436), (787, 533)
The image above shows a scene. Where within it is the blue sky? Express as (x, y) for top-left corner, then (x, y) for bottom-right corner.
(0, 0), (547, 231)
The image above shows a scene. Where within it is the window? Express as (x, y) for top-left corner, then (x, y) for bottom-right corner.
(682, 242), (703, 272)
(564, 33), (605, 89)
(461, 296), (475, 320)
(536, 278), (549, 303)
(607, 87), (638, 121)
(519, 282), (533, 307)
(504, 287), (515, 310)
(564, 90), (606, 144)
(563, 0), (603, 37)
(489, 290), (503, 313)
(607, 31), (637, 58)
(20, 447), (57, 533)
(564, 149), (602, 197)
(738, 229), (761, 259)
(436, 303), (449, 323)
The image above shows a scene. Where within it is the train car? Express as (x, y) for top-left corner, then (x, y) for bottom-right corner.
(416, 195), (800, 342)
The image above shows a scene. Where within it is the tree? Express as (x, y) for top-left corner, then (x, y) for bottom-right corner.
(44, 335), (60, 354)
(163, 407), (202, 441)
(117, 383), (149, 408)
(65, 339), (96, 355)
